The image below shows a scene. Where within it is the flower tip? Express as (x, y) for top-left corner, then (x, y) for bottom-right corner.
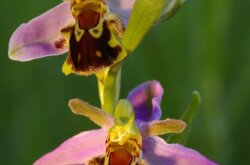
(8, 50), (26, 62)
(68, 98), (83, 114)
(8, 30), (28, 62)
(177, 120), (186, 133)
(62, 61), (72, 76)
(68, 98), (78, 107)
(8, 51), (18, 61)
(150, 80), (164, 95)
(8, 48), (30, 62)
(192, 90), (201, 103)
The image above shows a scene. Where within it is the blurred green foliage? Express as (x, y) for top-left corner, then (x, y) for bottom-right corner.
(1, 0), (250, 164)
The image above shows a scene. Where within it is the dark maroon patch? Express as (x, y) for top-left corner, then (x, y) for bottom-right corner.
(55, 39), (66, 49)
(78, 11), (100, 29)
(68, 20), (122, 72)
(109, 150), (133, 165)
(87, 156), (105, 165)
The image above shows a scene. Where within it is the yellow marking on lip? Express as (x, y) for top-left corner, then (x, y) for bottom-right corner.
(95, 50), (102, 58)
(78, 53), (81, 62)
(74, 22), (85, 42)
(62, 59), (74, 76)
(89, 17), (104, 38)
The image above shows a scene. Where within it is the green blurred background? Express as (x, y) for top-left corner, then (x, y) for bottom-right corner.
(1, 0), (249, 164)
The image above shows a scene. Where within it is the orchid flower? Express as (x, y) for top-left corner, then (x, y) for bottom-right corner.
(34, 81), (217, 165)
(8, 0), (186, 78)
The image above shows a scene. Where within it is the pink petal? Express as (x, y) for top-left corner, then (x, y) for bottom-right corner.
(142, 136), (217, 165)
(8, 2), (74, 61)
(127, 80), (163, 123)
(34, 129), (107, 165)
(108, 0), (135, 26)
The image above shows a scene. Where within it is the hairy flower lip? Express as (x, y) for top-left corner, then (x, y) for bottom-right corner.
(8, 0), (133, 62)
(9, 0), (131, 77)
(8, 0), (187, 79)
(8, 0), (186, 62)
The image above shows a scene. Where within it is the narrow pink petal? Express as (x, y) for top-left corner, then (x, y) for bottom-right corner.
(142, 137), (217, 165)
(8, 2), (74, 61)
(34, 129), (107, 165)
(108, 0), (135, 26)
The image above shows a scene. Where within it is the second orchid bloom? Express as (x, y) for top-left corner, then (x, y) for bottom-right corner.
(35, 81), (216, 165)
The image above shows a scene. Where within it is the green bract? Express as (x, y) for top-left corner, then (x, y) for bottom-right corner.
(168, 91), (201, 144)
(122, 0), (167, 52)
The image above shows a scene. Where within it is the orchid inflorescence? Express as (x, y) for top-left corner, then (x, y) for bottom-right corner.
(9, 0), (217, 165)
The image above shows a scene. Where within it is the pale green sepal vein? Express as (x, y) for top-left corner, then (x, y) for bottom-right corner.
(122, 0), (167, 53)
(167, 91), (201, 145)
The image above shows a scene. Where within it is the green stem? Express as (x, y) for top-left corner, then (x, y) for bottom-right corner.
(98, 79), (105, 108)
(98, 63), (122, 115)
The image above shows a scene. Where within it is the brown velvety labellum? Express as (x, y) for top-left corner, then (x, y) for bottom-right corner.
(68, 20), (122, 72)
(78, 11), (100, 29)
(109, 150), (133, 165)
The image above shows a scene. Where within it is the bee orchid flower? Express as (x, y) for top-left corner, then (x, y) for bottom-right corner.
(34, 81), (217, 165)
(8, 0), (186, 77)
